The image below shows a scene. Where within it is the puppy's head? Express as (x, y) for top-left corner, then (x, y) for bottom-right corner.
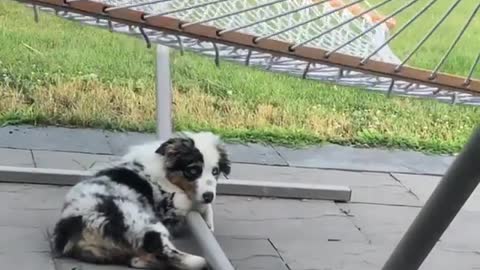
(156, 132), (230, 204)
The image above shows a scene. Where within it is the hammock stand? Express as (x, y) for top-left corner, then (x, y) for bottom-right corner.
(7, 1), (480, 269)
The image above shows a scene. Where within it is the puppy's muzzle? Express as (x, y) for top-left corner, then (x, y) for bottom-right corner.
(202, 192), (214, 204)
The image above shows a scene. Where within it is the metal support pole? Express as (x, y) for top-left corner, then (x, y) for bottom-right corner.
(155, 45), (233, 269)
(155, 44), (173, 140)
(382, 127), (480, 270)
(186, 212), (235, 270)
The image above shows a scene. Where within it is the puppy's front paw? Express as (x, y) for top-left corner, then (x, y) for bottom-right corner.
(184, 254), (209, 270)
(172, 192), (193, 216)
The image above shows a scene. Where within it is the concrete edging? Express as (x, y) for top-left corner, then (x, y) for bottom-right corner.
(0, 166), (351, 202)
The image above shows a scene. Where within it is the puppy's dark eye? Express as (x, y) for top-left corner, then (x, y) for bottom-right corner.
(212, 167), (219, 176)
(183, 166), (202, 180)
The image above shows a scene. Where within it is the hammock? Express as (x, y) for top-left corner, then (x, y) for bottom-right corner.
(23, 0), (480, 105)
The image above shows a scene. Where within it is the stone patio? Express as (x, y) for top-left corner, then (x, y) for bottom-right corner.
(0, 125), (479, 270)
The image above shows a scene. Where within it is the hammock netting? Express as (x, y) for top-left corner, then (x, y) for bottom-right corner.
(22, 0), (480, 105)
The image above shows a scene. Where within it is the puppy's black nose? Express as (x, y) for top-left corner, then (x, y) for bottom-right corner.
(202, 192), (214, 203)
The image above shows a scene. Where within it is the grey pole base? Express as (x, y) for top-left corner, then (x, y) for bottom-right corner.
(186, 212), (235, 270)
(0, 166), (351, 202)
(382, 127), (480, 270)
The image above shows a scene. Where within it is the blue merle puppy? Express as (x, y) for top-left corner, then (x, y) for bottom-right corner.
(52, 132), (231, 269)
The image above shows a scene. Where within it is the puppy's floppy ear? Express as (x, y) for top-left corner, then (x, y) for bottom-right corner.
(217, 144), (231, 177)
(156, 138), (175, 156)
(155, 137), (195, 156)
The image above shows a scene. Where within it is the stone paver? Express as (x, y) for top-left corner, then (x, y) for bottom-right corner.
(0, 207), (59, 228)
(215, 236), (288, 270)
(435, 211), (480, 251)
(0, 148), (34, 167)
(338, 202), (480, 269)
(337, 203), (420, 246)
(230, 163), (421, 206)
(32, 150), (118, 170)
(272, 240), (384, 270)
(0, 226), (50, 253)
(213, 196), (369, 269)
(0, 125), (112, 154)
(0, 252), (56, 270)
(54, 258), (124, 270)
(276, 144), (453, 175)
(421, 248), (480, 270)
(393, 173), (480, 212)
(192, 196), (371, 270)
(0, 183), (69, 209)
(0, 183), (65, 229)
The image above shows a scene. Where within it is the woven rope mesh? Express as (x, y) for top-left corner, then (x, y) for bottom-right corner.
(100, 0), (400, 63)
(31, 0), (480, 105)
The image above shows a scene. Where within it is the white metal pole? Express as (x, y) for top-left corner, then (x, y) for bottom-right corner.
(186, 212), (235, 270)
(155, 45), (234, 269)
(155, 44), (173, 140)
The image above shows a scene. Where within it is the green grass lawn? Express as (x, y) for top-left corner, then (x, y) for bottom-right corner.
(370, 0), (480, 77)
(1, 0), (480, 154)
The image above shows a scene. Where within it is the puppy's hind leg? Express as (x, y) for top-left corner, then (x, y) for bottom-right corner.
(161, 244), (208, 270)
(130, 254), (168, 269)
(129, 231), (168, 269)
(141, 225), (208, 270)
